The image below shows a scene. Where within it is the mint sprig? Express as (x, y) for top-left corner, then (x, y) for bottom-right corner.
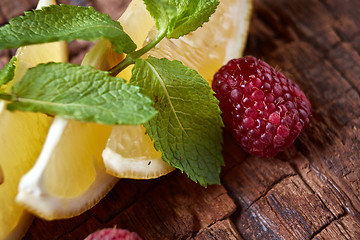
(0, 5), (136, 54)
(3, 63), (156, 125)
(0, 0), (224, 186)
(131, 57), (224, 186)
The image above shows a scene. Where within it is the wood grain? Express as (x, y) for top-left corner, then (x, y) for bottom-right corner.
(0, 0), (359, 239)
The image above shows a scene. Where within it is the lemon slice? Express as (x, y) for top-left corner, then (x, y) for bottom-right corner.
(15, 50), (121, 220)
(15, 5), (126, 220)
(0, 1), (68, 239)
(103, 125), (175, 179)
(98, 0), (174, 179)
(102, 0), (252, 178)
(16, 117), (117, 220)
(15, 1), (124, 220)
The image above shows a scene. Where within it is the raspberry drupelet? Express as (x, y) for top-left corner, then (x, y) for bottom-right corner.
(212, 56), (311, 158)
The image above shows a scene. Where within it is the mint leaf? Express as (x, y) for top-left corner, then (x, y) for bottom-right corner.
(131, 57), (224, 186)
(7, 63), (156, 125)
(144, 0), (219, 38)
(0, 57), (16, 87)
(0, 5), (136, 54)
(142, 0), (177, 34)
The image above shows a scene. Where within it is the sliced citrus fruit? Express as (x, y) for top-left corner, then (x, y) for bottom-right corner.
(15, 11), (124, 221)
(99, 0), (175, 179)
(102, 0), (252, 178)
(15, 49), (123, 219)
(16, 117), (117, 220)
(103, 125), (175, 179)
(0, 1), (68, 239)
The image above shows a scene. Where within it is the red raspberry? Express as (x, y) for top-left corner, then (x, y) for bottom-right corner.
(212, 56), (311, 158)
(84, 228), (142, 240)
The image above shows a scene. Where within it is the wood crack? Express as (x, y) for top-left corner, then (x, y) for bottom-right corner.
(325, 52), (360, 97)
(296, 153), (360, 224)
(264, 195), (295, 238)
(289, 160), (340, 224)
(309, 212), (348, 240)
(245, 173), (296, 211)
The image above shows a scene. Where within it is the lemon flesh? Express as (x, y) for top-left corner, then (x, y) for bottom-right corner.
(0, 1), (68, 239)
(102, 0), (252, 178)
(103, 125), (175, 179)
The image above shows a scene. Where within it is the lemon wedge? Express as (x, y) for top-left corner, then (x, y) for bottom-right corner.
(15, 44), (121, 220)
(102, 0), (252, 178)
(100, 0), (175, 179)
(15, 2), (124, 220)
(0, 1), (68, 239)
(16, 117), (117, 220)
(103, 125), (175, 179)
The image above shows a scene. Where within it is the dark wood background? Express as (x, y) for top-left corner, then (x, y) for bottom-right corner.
(1, 0), (360, 239)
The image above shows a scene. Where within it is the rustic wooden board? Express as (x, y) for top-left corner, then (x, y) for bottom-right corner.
(1, 0), (360, 239)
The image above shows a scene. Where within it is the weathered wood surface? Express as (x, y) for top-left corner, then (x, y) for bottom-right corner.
(1, 0), (360, 239)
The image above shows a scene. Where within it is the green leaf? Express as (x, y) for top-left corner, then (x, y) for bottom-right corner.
(143, 0), (219, 38)
(0, 5), (136, 54)
(131, 57), (224, 186)
(7, 62), (156, 125)
(0, 57), (16, 87)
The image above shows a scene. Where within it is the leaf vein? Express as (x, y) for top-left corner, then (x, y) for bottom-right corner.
(145, 60), (186, 133)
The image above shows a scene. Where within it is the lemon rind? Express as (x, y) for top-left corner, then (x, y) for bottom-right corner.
(103, 147), (175, 179)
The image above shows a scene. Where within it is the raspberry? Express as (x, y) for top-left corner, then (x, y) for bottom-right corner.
(212, 56), (311, 158)
(84, 228), (142, 240)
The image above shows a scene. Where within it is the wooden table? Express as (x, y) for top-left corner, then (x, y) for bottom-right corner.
(1, 0), (360, 239)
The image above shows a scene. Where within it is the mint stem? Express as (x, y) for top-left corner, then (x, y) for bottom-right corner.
(110, 31), (166, 76)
